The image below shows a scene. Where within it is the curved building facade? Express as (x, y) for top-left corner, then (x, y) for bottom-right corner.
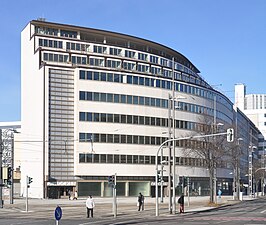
(21, 20), (250, 199)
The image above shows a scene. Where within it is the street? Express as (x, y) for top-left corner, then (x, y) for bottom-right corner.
(0, 197), (266, 224)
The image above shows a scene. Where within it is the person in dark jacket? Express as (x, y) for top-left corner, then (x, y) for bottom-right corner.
(137, 193), (144, 211)
(177, 194), (184, 213)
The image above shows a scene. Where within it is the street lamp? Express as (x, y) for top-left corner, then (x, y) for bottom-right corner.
(249, 145), (257, 197)
(0, 129), (3, 208)
(235, 138), (243, 200)
(212, 122), (223, 204)
(172, 95), (186, 214)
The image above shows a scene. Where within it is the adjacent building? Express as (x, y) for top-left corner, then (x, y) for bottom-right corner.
(235, 84), (266, 191)
(20, 20), (258, 199)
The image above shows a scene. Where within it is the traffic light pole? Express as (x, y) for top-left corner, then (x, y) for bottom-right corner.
(113, 173), (117, 218)
(155, 130), (232, 216)
(26, 175), (28, 212)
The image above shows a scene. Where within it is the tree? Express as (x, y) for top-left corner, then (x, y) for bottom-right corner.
(181, 116), (231, 203)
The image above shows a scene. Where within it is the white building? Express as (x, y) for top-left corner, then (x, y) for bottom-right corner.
(0, 122), (21, 198)
(20, 19), (256, 199)
(235, 83), (266, 165)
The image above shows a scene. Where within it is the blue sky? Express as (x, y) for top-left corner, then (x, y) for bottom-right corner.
(0, 0), (265, 122)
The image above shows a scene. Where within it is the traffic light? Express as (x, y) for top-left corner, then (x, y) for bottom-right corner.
(7, 167), (12, 185)
(227, 128), (234, 142)
(28, 176), (33, 184)
(108, 175), (114, 185)
(157, 171), (162, 183)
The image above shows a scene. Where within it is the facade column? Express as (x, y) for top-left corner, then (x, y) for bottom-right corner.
(101, 181), (105, 197)
(125, 182), (129, 197)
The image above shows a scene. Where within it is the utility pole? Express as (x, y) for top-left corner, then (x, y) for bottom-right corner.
(168, 93), (172, 214)
(0, 129), (3, 208)
(113, 173), (117, 218)
(171, 57), (176, 214)
(10, 132), (14, 204)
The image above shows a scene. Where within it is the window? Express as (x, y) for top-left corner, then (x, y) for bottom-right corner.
(87, 71), (92, 80)
(127, 155), (133, 163)
(100, 72), (106, 81)
(121, 155), (126, 163)
(110, 47), (122, 56)
(127, 115), (133, 124)
(127, 75), (133, 84)
(150, 55), (158, 64)
(79, 91), (85, 100)
(107, 155), (113, 163)
(160, 58), (168, 66)
(36, 26), (58, 36)
(79, 154), (85, 163)
(127, 135), (132, 144)
(101, 154), (106, 163)
(89, 57), (104, 67)
(125, 50), (135, 58)
(79, 112), (86, 121)
(138, 53), (147, 61)
(123, 61), (136, 70)
(114, 134), (120, 143)
(93, 45), (106, 54)
(72, 56), (87, 65)
(121, 95), (126, 103)
(151, 66), (161, 75)
(107, 73), (113, 82)
(60, 30), (77, 38)
(107, 59), (121, 69)
(114, 74), (120, 83)
(137, 64), (149, 73)
(133, 155), (138, 164)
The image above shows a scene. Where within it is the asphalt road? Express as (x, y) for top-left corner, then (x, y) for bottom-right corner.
(1, 197), (266, 225)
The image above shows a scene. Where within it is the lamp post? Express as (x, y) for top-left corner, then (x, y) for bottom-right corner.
(212, 122), (223, 204)
(235, 138), (243, 200)
(0, 129), (3, 208)
(249, 145), (257, 197)
(10, 132), (14, 204)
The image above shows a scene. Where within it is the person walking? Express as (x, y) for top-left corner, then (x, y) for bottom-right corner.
(137, 193), (144, 211)
(73, 191), (78, 200)
(178, 194), (184, 213)
(86, 195), (95, 218)
(67, 190), (71, 200)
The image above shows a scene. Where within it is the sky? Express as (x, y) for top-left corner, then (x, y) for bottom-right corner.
(0, 0), (265, 122)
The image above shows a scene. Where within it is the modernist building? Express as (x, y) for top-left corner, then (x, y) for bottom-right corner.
(20, 20), (258, 199)
(235, 84), (266, 191)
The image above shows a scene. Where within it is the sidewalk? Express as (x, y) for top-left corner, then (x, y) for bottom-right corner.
(0, 195), (255, 219)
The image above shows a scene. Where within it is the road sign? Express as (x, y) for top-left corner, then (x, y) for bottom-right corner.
(55, 206), (62, 221)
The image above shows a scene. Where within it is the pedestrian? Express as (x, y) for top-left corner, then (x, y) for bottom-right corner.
(73, 191), (78, 200)
(137, 193), (144, 211)
(68, 190), (71, 200)
(177, 194), (184, 213)
(218, 189), (222, 198)
(86, 195), (95, 218)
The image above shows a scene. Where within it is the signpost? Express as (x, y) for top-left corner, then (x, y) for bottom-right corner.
(55, 205), (62, 225)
